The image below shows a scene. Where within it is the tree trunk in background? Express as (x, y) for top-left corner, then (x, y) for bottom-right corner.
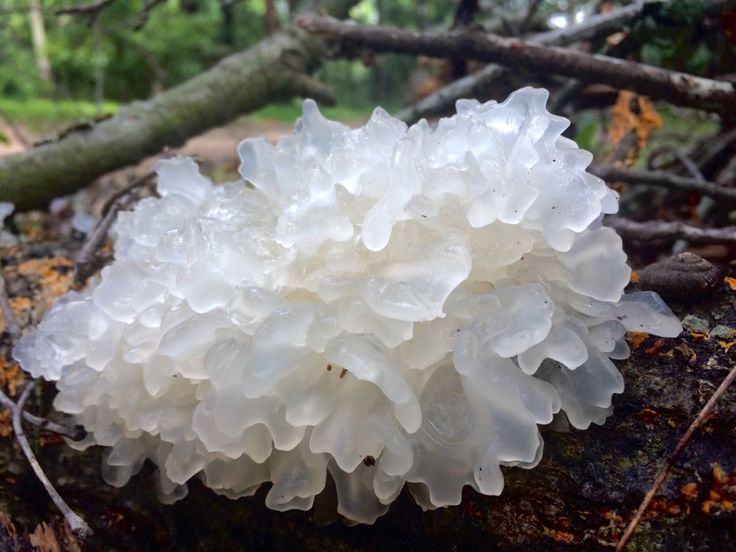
(288, 0), (299, 19)
(220, 1), (236, 46)
(373, 0), (388, 103)
(28, 0), (54, 86)
(264, 0), (280, 35)
(416, 0), (428, 30)
(93, 20), (105, 117)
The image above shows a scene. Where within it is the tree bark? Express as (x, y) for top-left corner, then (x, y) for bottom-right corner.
(606, 217), (736, 245)
(298, 15), (736, 116)
(264, 0), (280, 34)
(591, 165), (736, 203)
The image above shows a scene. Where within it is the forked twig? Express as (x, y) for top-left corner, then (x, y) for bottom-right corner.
(75, 171), (155, 285)
(0, 390), (85, 440)
(616, 364), (736, 551)
(12, 381), (92, 540)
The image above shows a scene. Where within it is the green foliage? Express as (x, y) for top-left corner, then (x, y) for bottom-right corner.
(0, 0), (266, 102)
(0, 0), (461, 119)
(632, 0), (733, 76)
(4, 0), (730, 129)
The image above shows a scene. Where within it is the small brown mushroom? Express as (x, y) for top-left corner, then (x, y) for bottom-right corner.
(639, 252), (721, 301)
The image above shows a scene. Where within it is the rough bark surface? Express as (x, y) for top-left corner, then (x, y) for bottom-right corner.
(0, 241), (734, 551)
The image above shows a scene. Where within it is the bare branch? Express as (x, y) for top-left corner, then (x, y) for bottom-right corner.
(606, 217), (736, 245)
(54, 0), (116, 16)
(519, 0), (543, 35)
(394, 0), (653, 122)
(616, 363), (736, 551)
(12, 381), (92, 540)
(590, 165), (736, 202)
(0, 391), (85, 440)
(133, 0), (167, 31)
(75, 172), (156, 284)
(298, 16), (736, 115)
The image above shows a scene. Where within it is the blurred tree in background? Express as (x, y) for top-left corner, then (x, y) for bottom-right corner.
(1, 0), (733, 115)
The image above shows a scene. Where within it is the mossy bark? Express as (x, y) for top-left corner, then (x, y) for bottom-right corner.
(0, 15), (346, 212)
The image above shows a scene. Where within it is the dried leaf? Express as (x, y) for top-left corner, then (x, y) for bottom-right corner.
(626, 331), (649, 349)
(29, 522), (61, 552)
(608, 91), (662, 166)
(724, 276), (736, 291)
(0, 409), (11, 438)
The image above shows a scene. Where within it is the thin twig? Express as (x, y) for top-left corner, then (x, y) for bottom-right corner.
(298, 14), (736, 115)
(100, 171), (155, 216)
(591, 165), (736, 202)
(133, 0), (167, 31)
(0, 390), (85, 440)
(75, 172), (155, 285)
(54, 0), (116, 16)
(519, 0), (542, 35)
(12, 381), (92, 540)
(0, 271), (20, 341)
(616, 363), (736, 551)
(606, 217), (736, 245)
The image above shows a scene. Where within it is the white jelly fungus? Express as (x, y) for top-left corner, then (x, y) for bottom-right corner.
(14, 88), (682, 523)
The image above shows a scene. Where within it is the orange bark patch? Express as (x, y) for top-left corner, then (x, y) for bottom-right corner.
(719, 340), (736, 352)
(0, 409), (12, 438)
(626, 331), (650, 349)
(17, 257), (74, 300)
(645, 338), (666, 355)
(0, 359), (24, 396)
(724, 276), (736, 291)
(636, 407), (659, 424)
(681, 482), (698, 501)
(701, 464), (736, 514)
(609, 91), (663, 165)
(543, 526), (577, 544)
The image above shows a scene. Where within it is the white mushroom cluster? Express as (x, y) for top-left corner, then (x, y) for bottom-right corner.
(15, 88), (682, 523)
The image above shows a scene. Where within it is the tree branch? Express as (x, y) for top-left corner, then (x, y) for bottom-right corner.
(0, 389), (85, 440)
(133, 0), (167, 31)
(606, 217), (736, 245)
(0, 1), (357, 211)
(591, 165), (736, 202)
(298, 15), (736, 117)
(394, 0), (656, 122)
(54, 0), (116, 16)
(75, 172), (155, 284)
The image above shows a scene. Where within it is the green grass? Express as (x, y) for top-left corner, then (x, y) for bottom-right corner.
(0, 98), (120, 128)
(251, 100), (372, 123)
(0, 97), (372, 131)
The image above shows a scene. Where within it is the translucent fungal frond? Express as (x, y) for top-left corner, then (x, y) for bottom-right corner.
(15, 88), (681, 523)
